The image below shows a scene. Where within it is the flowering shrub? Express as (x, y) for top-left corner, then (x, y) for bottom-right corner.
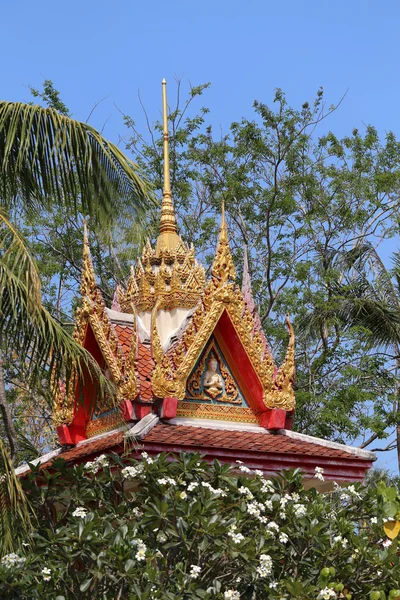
(0, 452), (399, 599)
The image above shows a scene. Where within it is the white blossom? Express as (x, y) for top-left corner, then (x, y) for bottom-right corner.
(189, 564), (201, 579)
(238, 465), (251, 473)
(132, 539), (147, 560)
(314, 466), (325, 481)
(256, 553), (273, 577)
(224, 590), (240, 600)
(228, 531), (245, 544)
(42, 567), (51, 582)
(1, 553), (26, 568)
(370, 517), (378, 524)
(239, 486), (254, 499)
(264, 500), (273, 511)
(382, 539), (392, 548)
(267, 521), (279, 532)
(179, 491), (187, 500)
(122, 466), (141, 479)
(318, 589), (336, 599)
(157, 532), (167, 543)
(261, 479), (274, 493)
(279, 532), (289, 544)
(293, 503), (307, 517)
(141, 451), (153, 464)
(72, 507), (87, 518)
(187, 482), (199, 491)
(84, 453), (109, 474)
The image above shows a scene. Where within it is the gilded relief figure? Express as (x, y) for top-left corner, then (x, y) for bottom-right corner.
(203, 356), (224, 399)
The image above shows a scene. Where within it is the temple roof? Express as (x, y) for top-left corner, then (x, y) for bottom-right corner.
(19, 416), (375, 485)
(49, 80), (375, 484)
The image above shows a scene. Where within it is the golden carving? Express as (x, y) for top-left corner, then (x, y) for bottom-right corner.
(176, 402), (259, 424)
(264, 315), (295, 411)
(53, 228), (137, 426)
(86, 411), (124, 438)
(186, 339), (241, 405)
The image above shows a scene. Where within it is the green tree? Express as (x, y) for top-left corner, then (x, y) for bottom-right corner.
(1, 452), (399, 598)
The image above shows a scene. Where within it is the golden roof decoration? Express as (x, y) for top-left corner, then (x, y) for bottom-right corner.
(119, 80), (206, 312)
(151, 204), (296, 412)
(53, 227), (138, 426)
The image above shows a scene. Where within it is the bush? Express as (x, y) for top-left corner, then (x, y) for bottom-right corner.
(1, 451), (399, 599)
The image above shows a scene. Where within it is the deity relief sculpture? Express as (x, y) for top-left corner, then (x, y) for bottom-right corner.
(203, 357), (224, 399)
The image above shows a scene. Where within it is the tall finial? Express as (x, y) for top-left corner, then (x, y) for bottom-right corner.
(156, 79), (179, 254)
(211, 199), (236, 285)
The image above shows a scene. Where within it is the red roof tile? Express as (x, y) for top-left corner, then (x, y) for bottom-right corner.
(50, 423), (372, 472)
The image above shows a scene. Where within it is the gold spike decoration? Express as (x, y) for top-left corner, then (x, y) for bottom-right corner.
(211, 200), (236, 287)
(53, 225), (127, 426)
(265, 314), (296, 411)
(155, 79), (180, 256)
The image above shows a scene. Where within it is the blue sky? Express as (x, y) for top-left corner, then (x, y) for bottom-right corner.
(3, 0), (400, 472)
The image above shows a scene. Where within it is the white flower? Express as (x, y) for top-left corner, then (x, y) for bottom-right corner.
(256, 553), (272, 577)
(42, 567), (51, 582)
(141, 451), (153, 464)
(228, 531), (245, 544)
(293, 503), (307, 517)
(1, 553), (26, 569)
(267, 521), (279, 532)
(84, 453), (109, 474)
(224, 590), (240, 600)
(187, 482), (199, 491)
(72, 507), (87, 518)
(189, 564), (201, 579)
(347, 485), (362, 500)
(258, 515), (269, 524)
(279, 532), (289, 544)
(318, 588), (337, 599)
(239, 486), (253, 499)
(247, 502), (261, 517)
(238, 465), (251, 473)
(179, 491), (187, 500)
(279, 512), (287, 520)
(261, 480), (274, 493)
(314, 466), (325, 481)
(370, 516), (378, 524)
(264, 500), (273, 510)
(383, 539), (392, 548)
(254, 469), (264, 477)
(158, 477), (176, 486)
(291, 492), (300, 502)
(122, 466), (140, 479)
(269, 582), (278, 589)
(133, 539), (147, 560)
(157, 532), (167, 543)
(132, 507), (143, 518)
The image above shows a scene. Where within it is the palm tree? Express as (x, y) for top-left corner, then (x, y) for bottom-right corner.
(0, 102), (152, 457)
(0, 100), (153, 556)
(301, 242), (400, 471)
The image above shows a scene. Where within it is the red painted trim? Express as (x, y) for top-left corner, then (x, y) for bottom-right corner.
(160, 397), (178, 419)
(260, 409), (287, 430)
(215, 311), (265, 413)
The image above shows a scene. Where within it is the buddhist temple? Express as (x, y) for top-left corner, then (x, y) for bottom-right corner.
(18, 81), (375, 486)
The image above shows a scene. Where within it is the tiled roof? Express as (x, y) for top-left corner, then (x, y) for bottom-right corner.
(136, 341), (154, 402)
(113, 324), (154, 403)
(143, 424), (356, 458)
(45, 423), (373, 476)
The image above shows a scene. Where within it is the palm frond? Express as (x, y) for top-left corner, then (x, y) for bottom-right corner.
(0, 439), (32, 557)
(0, 101), (153, 220)
(0, 212), (115, 402)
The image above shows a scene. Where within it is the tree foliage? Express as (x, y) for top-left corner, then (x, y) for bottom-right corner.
(1, 452), (400, 599)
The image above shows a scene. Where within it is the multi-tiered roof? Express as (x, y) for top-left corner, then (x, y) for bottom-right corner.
(42, 81), (375, 486)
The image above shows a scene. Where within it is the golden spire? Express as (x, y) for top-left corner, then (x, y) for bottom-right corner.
(211, 199), (236, 285)
(156, 79), (180, 255)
